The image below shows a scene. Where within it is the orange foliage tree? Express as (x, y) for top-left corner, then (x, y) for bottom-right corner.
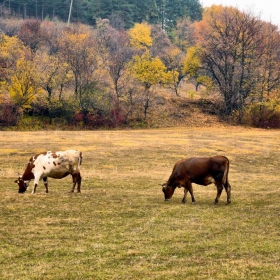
(194, 5), (280, 116)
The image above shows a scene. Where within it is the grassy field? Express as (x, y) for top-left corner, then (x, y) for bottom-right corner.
(0, 127), (279, 279)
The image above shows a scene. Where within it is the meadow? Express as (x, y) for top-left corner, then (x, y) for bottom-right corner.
(0, 127), (279, 279)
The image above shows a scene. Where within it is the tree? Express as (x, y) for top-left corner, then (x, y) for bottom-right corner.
(129, 51), (173, 119)
(57, 24), (110, 126)
(128, 22), (153, 50)
(58, 24), (99, 108)
(0, 34), (26, 82)
(34, 52), (72, 124)
(96, 19), (133, 100)
(9, 57), (42, 109)
(17, 19), (42, 52)
(183, 45), (213, 91)
(256, 23), (280, 102)
(173, 18), (195, 51)
(194, 5), (280, 116)
(157, 0), (202, 31)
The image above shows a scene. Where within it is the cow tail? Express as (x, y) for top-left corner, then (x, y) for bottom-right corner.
(222, 157), (229, 187)
(79, 152), (83, 167)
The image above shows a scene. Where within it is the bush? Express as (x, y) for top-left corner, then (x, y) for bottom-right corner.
(245, 100), (280, 128)
(0, 96), (23, 127)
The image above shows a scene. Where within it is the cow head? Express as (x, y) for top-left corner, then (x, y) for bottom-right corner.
(161, 183), (175, 201)
(15, 176), (29, 193)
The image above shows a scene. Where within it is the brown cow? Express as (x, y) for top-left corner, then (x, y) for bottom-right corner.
(161, 156), (231, 204)
(15, 150), (82, 194)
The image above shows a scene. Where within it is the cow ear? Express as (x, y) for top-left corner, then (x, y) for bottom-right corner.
(159, 183), (167, 187)
(14, 179), (19, 184)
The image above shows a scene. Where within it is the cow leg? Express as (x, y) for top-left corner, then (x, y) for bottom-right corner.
(70, 173), (80, 193)
(182, 187), (188, 203)
(224, 182), (231, 204)
(188, 183), (196, 204)
(70, 174), (76, 192)
(214, 182), (223, 204)
(31, 183), (38, 194)
(77, 173), (82, 193)
(43, 177), (49, 193)
(183, 181), (195, 203)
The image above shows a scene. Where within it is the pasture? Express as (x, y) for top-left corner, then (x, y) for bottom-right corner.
(0, 127), (279, 279)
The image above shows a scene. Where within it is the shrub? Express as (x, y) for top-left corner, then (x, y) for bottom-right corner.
(245, 100), (280, 128)
(0, 96), (23, 127)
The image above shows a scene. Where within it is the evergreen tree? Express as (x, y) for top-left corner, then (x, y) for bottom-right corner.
(0, 0), (202, 31)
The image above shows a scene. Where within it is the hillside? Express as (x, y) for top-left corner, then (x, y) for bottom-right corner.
(145, 85), (226, 128)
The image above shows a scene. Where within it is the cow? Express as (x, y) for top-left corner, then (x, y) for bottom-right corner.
(15, 150), (82, 194)
(161, 156), (231, 204)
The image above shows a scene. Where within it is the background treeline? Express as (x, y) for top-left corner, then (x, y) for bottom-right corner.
(0, 0), (202, 30)
(1, 4), (280, 129)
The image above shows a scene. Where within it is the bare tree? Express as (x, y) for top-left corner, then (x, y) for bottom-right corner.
(194, 7), (280, 116)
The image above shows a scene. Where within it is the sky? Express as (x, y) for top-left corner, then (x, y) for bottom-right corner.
(200, 0), (280, 27)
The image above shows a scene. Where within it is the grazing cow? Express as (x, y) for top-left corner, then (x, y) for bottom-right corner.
(161, 156), (231, 204)
(15, 150), (82, 194)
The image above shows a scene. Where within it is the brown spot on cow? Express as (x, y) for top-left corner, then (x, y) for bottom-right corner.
(53, 161), (57, 166)
(43, 166), (46, 170)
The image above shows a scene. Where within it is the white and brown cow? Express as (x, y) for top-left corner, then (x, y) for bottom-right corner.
(161, 156), (231, 204)
(15, 150), (82, 194)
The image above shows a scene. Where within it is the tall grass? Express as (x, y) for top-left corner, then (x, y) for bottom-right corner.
(0, 127), (279, 279)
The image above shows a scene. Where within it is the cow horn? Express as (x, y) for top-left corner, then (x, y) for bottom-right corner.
(159, 183), (167, 188)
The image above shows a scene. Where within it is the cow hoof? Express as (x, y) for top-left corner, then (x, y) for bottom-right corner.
(181, 200), (186, 204)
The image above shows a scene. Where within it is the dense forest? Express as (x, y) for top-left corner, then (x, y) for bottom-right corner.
(0, 0), (203, 30)
(1, 2), (280, 129)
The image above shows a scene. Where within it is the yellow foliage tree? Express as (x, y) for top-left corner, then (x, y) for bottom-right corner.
(183, 46), (201, 77)
(129, 51), (173, 119)
(0, 35), (26, 81)
(129, 51), (173, 89)
(183, 46), (213, 91)
(35, 52), (71, 101)
(9, 57), (43, 109)
(128, 23), (153, 50)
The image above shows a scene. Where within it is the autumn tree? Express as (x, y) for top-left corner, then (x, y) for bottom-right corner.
(183, 45), (213, 91)
(17, 19), (43, 53)
(128, 22), (153, 50)
(256, 23), (280, 102)
(96, 19), (133, 100)
(34, 52), (72, 124)
(0, 34), (26, 82)
(9, 57), (43, 109)
(173, 18), (195, 51)
(58, 25), (100, 112)
(194, 5), (280, 116)
(149, 25), (187, 95)
(40, 21), (66, 55)
(129, 51), (173, 119)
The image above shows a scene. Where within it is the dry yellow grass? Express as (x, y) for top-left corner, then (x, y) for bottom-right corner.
(0, 127), (279, 279)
